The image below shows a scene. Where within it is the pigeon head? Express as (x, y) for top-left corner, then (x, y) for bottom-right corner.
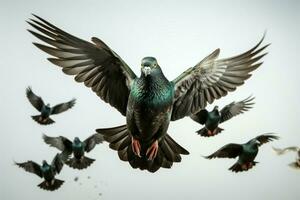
(42, 160), (48, 166)
(254, 139), (261, 146)
(213, 106), (219, 110)
(45, 103), (51, 108)
(141, 57), (160, 77)
(212, 106), (219, 115)
(74, 137), (81, 144)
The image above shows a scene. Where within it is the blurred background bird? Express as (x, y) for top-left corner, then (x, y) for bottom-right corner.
(205, 133), (279, 172)
(26, 87), (76, 125)
(15, 153), (64, 191)
(272, 146), (300, 169)
(190, 96), (254, 137)
(43, 133), (104, 170)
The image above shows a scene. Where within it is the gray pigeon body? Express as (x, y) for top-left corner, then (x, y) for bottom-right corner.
(191, 96), (254, 137)
(26, 87), (75, 125)
(15, 154), (64, 191)
(206, 134), (279, 172)
(43, 133), (104, 170)
(273, 146), (300, 169)
(28, 14), (268, 172)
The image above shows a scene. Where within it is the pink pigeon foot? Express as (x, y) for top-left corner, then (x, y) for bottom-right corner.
(146, 140), (159, 160)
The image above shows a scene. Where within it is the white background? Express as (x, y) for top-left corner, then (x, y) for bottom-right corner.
(1, 0), (299, 199)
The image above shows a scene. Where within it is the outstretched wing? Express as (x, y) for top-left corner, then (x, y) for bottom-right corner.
(51, 98), (76, 115)
(84, 133), (105, 153)
(272, 146), (299, 155)
(28, 14), (137, 116)
(220, 95), (255, 123)
(171, 35), (268, 121)
(190, 109), (208, 124)
(26, 87), (45, 112)
(43, 134), (72, 152)
(255, 133), (279, 146)
(205, 143), (242, 159)
(51, 154), (64, 174)
(15, 161), (43, 178)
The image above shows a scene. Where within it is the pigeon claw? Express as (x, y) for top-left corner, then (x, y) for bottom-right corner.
(241, 163), (248, 170)
(247, 162), (253, 169)
(146, 140), (159, 160)
(207, 130), (213, 136)
(208, 128), (220, 136)
(212, 128), (219, 135)
(42, 118), (48, 123)
(131, 138), (141, 157)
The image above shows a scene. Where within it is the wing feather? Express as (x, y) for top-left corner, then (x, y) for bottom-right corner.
(84, 133), (105, 153)
(205, 143), (242, 159)
(220, 96), (255, 123)
(26, 87), (45, 112)
(254, 133), (279, 146)
(171, 35), (268, 120)
(28, 15), (137, 115)
(51, 99), (76, 115)
(15, 161), (43, 178)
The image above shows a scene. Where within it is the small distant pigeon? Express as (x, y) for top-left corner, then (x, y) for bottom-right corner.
(15, 153), (64, 191)
(190, 96), (254, 137)
(26, 87), (76, 125)
(272, 146), (300, 169)
(43, 133), (104, 170)
(205, 134), (279, 172)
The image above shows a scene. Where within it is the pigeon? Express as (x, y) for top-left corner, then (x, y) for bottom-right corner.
(15, 153), (64, 191)
(190, 96), (254, 137)
(205, 134), (279, 172)
(43, 133), (104, 170)
(26, 87), (75, 125)
(272, 146), (300, 169)
(28, 14), (268, 172)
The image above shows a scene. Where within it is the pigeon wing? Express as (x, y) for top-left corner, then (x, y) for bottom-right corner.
(220, 95), (255, 123)
(171, 35), (268, 121)
(51, 98), (76, 115)
(28, 14), (137, 116)
(84, 133), (105, 153)
(205, 143), (242, 159)
(26, 87), (45, 112)
(15, 161), (43, 178)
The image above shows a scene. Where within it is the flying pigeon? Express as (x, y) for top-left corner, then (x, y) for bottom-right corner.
(190, 96), (254, 137)
(43, 133), (104, 170)
(28, 14), (268, 172)
(272, 146), (300, 169)
(205, 134), (279, 172)
(15, 153), (64, 191)
(26, 87), (75, 125)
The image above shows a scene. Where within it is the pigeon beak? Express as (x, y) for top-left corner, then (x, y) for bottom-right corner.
(143, 67), (151, 76)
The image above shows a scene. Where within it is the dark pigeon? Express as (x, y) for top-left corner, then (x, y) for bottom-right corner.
(205, 134), (279, 172)
(28, 14), (268, 172)
(15, 153), (64, 191)
(190, 96), (254, 137)
(273, 146), (300, 169)
(43, 133), (104, 170)
(26, 87), (75, 125)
